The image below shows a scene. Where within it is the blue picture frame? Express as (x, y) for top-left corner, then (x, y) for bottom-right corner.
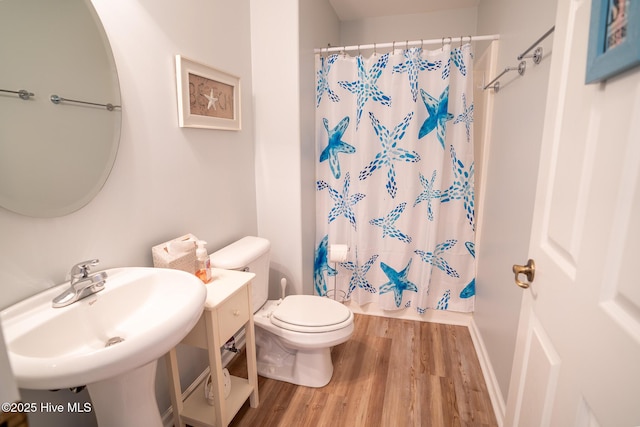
(586, 0), (640, 83)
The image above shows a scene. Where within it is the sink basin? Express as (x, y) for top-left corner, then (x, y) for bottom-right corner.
(1, 267), (205, 390)
(1, 267), (206, 426)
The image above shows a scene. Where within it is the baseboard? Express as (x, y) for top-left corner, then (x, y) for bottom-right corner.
(468, 317), (506, 427)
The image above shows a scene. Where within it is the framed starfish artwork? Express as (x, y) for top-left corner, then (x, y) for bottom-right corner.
(586, 0), (640, 83)
(175, 55), (240, 130)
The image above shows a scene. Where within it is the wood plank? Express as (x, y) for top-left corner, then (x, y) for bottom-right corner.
(228, 314), (497, 427)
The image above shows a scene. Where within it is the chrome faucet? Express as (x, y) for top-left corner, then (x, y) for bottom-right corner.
(52, 259), (108, 308)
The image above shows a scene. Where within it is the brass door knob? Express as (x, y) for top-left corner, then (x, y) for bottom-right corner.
(513, 259), (535, 289)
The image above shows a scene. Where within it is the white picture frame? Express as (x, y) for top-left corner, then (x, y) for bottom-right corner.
(175, 55), (241, 130)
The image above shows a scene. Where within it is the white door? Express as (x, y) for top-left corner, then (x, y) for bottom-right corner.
(504, 0), (640, 425)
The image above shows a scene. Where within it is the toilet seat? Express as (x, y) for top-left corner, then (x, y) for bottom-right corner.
(270, 295), (352, 333)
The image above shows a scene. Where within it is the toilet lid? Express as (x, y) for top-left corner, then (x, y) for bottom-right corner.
(271, 295), (352, 333)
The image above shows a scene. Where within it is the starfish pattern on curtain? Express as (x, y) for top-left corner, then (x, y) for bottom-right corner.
(315, 44), (476, 313)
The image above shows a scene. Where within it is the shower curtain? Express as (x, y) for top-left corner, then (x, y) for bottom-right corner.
(314, 43), (476, 313)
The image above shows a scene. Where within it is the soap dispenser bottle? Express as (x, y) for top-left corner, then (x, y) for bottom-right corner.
(195, 240), (212, 284)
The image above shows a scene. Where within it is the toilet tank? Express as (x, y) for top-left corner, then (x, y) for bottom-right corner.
(209, 236), (270, 313)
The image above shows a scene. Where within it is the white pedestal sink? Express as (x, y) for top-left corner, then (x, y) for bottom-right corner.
(0, 267), (206, 427)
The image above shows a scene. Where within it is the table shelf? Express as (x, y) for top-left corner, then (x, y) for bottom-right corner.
(180, 375), (253, 427)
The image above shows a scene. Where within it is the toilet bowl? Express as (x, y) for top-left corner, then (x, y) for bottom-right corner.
(210, 236), (354, 388)
(254, 296), (354, 387)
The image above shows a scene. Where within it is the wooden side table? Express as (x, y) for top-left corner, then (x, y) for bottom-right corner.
(165, 268), (258, 427)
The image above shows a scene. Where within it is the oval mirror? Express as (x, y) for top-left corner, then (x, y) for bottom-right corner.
(0, 0), (121, 217)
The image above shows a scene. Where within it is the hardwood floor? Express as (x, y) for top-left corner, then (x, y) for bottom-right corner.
(227, 314), (497, 427)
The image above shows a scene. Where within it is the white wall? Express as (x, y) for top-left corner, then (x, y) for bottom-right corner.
(474, 0), (558, 411)
(0, 0), (257, 310)
(251, 0), (339, 298)
(251, 0), (304, 297)
(0, 0), (257, 425)
(339, 8), (478, 47)
(299, 0), (341, 296)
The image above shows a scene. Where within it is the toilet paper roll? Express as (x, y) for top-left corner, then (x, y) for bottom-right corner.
(329, 244), (349, 263)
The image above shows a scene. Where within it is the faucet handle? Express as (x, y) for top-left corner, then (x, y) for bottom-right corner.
(70, 259), (100, 278)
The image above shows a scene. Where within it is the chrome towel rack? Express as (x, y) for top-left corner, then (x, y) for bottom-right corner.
(485, 26), (555, 92)
(517, 26), (555, 64)
(50, 94), (120, 111)
(1, 88), (35, 100)
(483, 61), (527, 93)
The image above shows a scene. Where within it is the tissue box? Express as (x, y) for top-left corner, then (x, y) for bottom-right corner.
(152, 233), (199, 274)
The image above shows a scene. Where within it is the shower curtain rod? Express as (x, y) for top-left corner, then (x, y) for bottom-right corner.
(314, 34), (499, 54)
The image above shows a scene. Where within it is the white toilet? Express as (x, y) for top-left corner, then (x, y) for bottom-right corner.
(209, 236), (354, 388)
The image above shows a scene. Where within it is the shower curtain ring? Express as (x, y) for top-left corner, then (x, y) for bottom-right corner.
(405, 40), (409, 51)
(421, 39), (424, 50)
(392, 41), (396, 52)
(357, 44), (361, 56)
(373, 43), (377, 56)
